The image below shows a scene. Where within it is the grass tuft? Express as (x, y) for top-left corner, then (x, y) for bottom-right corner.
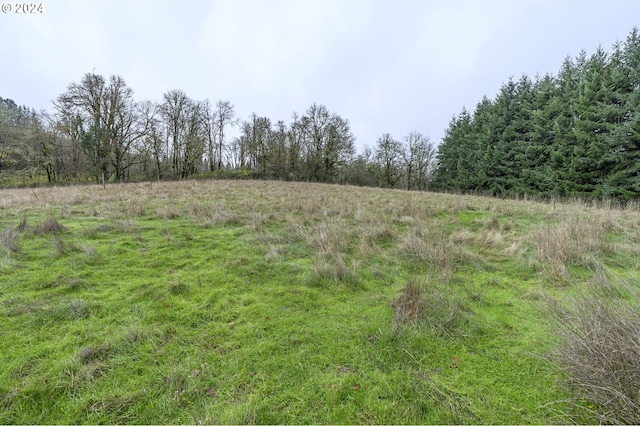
(52, 237), (78, 257)
(392, 278), (477, 338)
(531, 216), (611, 277)
(77, 344), (111, 364)
(35, 216), (67, 235)
(548, 296), (640, 424)
(66, 298), (92, 319)
(313, 252), (360, 285)
(0, 225), (21, 253)
(399, 226), (476, 271)
(156, 206), (181, 220)
(17, 216), (28, 232)
(168, 281), (190, 295)
(392, 279), (426, 329)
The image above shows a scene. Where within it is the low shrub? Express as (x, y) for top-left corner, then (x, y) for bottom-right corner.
(548, 297), (640, 424)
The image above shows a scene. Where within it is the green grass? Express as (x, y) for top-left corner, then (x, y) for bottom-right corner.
(1, 180), (639, 423)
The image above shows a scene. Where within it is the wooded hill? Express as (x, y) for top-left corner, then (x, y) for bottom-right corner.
(432, 27), (640, 199)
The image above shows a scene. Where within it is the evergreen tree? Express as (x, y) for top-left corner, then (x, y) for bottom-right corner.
(604, 28), (640, 197)
(523, 74), (560, 195)
(433, 28), (640, 199)
(568, 47), (614, 196)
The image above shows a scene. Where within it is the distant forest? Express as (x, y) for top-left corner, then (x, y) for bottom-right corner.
(433, 27), (640, 199)
(1, 27), (639, 198)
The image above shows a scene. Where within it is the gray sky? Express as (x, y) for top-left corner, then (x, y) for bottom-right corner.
(1, 0), (638, 152)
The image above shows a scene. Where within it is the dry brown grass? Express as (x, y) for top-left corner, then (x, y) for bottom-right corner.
(357, 223), (395, 257)
(392, 279), (427, 329)
(313, 252), (359, 284)
(2, 179), (639, 286)
(392, 278), (477, 337)
(34, 216), (67, 235)
(548, 296), (640, 424)
(398, 226), (476, 271)
(306, 219), (351, 254)
(80, 243), (98, 259)
(0, 225), (21, 253)
(531, 216), (612, 279)
(155, 205), (182, 220)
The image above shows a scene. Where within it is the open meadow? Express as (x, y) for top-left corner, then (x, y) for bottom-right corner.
(1, 180), (640, 424)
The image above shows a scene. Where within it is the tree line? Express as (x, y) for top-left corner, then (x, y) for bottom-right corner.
(0, 74), (435, 189)
(432, 27), (640, 199)
(3, 27), (640, 198)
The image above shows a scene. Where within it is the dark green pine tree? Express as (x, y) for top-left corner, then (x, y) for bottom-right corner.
(470, 96), (497, 193)
(481, 76), (536, 196)
(549, 54), (583, 196)
(523, 73), (561, 196)
(433, 27), (640, 199)
(433, 108), (472, 191)
(451, 107), (481, 191)
(507, 75), (537, 195)
(481, 79), (516, 196)
(603, 27), (640, 198)
(567, 47), (617, 196)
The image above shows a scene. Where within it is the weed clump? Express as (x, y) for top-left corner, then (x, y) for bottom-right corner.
(156, 206), (181, 220)
(0, 226), (21, 253)
(392, 279), (477, 337)
(77, 344), (111, 365)
(392, 279), (427, 328)
(312, 252), (360, 286)
(548, 297), (640, 424)
(0, 217), (28, 253)
(52, 238), (79, 257)
(531, 216), (611, 279)
(399, 227), (477, 272)
(168, 281), (190, 295)
(35, 216), (67, 235)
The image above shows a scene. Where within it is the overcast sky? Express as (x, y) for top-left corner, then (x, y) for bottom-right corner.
(2, 0), (639, 152)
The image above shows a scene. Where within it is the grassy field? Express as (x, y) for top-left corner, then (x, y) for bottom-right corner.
(1, 180), (639, 424)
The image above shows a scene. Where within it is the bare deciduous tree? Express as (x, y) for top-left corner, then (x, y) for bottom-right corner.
(299, 103), (355, 182)
(160, 90), (205, 178)
(213, 100), (236, 170)
(402, 131), (435, 190)
(54, 73), (140, 185)
(375, 133), (402, 188)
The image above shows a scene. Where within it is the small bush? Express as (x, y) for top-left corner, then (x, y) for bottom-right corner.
(549, 297), (640, 424)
